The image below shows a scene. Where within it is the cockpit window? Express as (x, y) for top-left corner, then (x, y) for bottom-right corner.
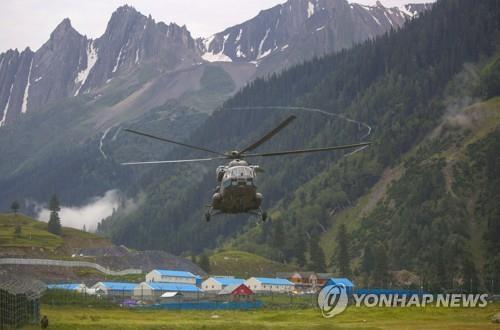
(224, 166), (254, 179)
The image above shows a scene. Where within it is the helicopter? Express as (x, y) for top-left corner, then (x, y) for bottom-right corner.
(122, 115), (371, 222)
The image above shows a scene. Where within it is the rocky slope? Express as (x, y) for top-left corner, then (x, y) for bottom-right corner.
(0, 1), (429, 128)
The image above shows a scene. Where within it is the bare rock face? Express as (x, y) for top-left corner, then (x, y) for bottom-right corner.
(0, 1), (431, 127)
(0, 5), (201, 127)
(85, 5), (201, 90)
(0, 48), (33, 126)
(198, 0), (431, 74)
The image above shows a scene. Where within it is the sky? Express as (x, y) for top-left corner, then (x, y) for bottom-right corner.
(0, 0), (433, 53)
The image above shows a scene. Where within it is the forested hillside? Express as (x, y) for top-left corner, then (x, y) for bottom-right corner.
(101, 0), (500, 290)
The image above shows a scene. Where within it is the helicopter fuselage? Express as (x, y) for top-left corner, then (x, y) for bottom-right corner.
(211, 159), (262, 213)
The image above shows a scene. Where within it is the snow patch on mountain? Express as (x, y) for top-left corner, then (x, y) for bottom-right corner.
(112, 46), (123, 73)
(201, 34), (233, 62)
(257, 28), (271, 60)
(0, 83), (14, 127)
(74, 41), (98, 96)
(308, 1), (315, 18)
(21, 58), (33, 113)
(398, 5), (417, 18)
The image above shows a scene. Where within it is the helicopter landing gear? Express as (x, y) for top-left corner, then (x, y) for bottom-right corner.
(262, 211), (267, 222)
(204, 206), (221, 222)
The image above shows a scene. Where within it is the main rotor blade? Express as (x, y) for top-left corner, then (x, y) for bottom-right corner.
(121, 156), (228, 165)
(244, 142), (372, 158)
(124, 128), (225, 156)
(239, 115), (297, 154)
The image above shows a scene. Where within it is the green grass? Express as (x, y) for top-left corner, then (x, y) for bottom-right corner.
(209, 250), (295, 278)
(22, 303), (500, 329)
(0, 213), (110, 253)
(0, 213), (63, 250)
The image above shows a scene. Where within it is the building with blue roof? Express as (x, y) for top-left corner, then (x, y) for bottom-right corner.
(201, 277), (245, 292)
(47, 283), (87, 293)
(91, 282), (138, 297)
(245, 277), (294, 293)
(324, 278), (355, 294)
(134, 281), (202, 300)
(146, 269), (201, 285)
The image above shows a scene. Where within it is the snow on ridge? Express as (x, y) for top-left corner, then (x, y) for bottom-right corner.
(236, 44), (246, 58)
(307, 1), (315, 18)
(202, 35), (232, 62)
(236, 29), (242, 42)
(0, 83), (14, 127)
(135, 48), (140, 64)
(21, 58), (33, 114)
(75, 41), (98, 96)
(257, 28), (271, 60)
(202, 35), (215, 51)
(112, 46), (123, 73)
(372, 14), (381, 26)
(202, 33), (233, 63)
(398, 5), (416, 18)
(383, 11), (394, 27)
(202, 52), (232, 62)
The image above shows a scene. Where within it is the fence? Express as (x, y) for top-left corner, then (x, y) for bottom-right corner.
(0, 277), (45, 329)
(0, 258), (142, 276)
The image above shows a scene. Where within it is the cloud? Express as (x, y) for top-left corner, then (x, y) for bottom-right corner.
(37, 190), (122, 232)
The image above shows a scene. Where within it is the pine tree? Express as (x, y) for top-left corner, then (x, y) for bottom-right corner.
(361, 244), (375, 276)
(335, 224), (351, 277)
(198, 253), (211, 273)
(309, 231), (326, 272)
(47, 194), (62, 235)
(10, 201), (20, 215)
(294, 224), (307, 267)
(373, 244), (389, 287)
(272, 220), (285, 249)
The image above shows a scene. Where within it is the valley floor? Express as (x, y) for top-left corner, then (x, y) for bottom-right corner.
(23, 304), (500, 329)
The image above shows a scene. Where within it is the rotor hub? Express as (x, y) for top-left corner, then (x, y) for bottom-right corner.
(228, 150), (243, 159)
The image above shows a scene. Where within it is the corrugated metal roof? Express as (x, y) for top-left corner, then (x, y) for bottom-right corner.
(97, 282), (138, 291)
(212, 277), (245, 286)
(47, 283), (83, 290)
(253, 277), (294, 285)
(326, 278), (354, 287)
(147, 282), (201, 292)
(154, 270), (199, 278)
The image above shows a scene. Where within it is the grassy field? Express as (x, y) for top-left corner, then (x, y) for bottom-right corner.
(209, 250), (295, 277)
(0, 213), (110, 253)
(22, 304), (500, 329)
(0, 213), (63, 250)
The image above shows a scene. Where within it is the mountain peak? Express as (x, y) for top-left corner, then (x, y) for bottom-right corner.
(55, 18), (73, 31)
(50, 18), (81, 40)
(112, 4), (143, 19)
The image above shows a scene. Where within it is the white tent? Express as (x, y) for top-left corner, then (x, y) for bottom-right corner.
(160, 291), (182, 298)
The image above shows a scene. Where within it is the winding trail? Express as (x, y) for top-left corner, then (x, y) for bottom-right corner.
(99, 127), (112, 159)
(226, 105), (372, 157)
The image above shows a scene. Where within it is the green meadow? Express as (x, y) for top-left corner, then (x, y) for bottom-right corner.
(23, 303), (500, 329)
